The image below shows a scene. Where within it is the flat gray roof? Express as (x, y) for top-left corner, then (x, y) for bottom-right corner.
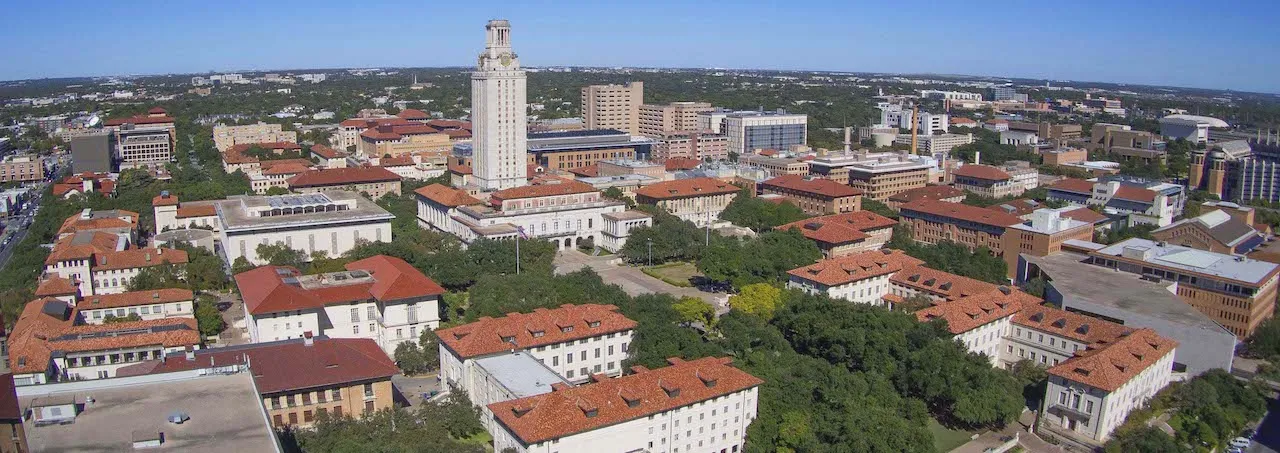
(216, 190), (393, 233)
(1026, 252), (1230, 333)
(474, 352), (570, 399)
(20, 373), (279, 453)
(1095, 238), (1278, 284)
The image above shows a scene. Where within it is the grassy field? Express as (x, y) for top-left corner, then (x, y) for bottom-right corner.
(641, 262), (701, 287)
(928, 418), (976, 453)
(459, 430), (493, 451)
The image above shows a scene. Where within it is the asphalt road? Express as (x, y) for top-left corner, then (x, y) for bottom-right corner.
(1247, 396), (1280, 453)
(0, 212), (34, 271)
(553, 249), (728, 310)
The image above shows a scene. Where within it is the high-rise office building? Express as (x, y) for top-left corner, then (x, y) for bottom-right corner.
(581, 82), (644, 135)
(470, 19), (528, 191)
(721, 110), (807, 155)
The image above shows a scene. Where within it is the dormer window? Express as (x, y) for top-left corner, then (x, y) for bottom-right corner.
(531, 330), (545, 338)
(584, 408), (598, 418)
(588, 321), (601, 328)
(500, 335), (516, 343)
(561, 326), (574, 333)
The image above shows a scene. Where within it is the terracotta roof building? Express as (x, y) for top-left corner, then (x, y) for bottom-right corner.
(234, 255), (443, 355)
(759, 175), (862, 215)
(287, 166), (403, 199)
(886, 185), (965, 210)
(76, 288), (195, 325)
(212, 122), (298, 152)
(1046, 176), (1185, 227)
(776, 211), (897, 257)
(7, 297), (200, 386)
(488, 357), (762, 453)
(118, 337), (398, 429)
(898, 200), (1024, 253)
(634, 177), (739, 227)
(43, 229), (187, 297)
(52, 172), (116, 199)
(104, 108), (176, 170)
(1152, 209), (1268, 256)
(56, 208), (138, 241)
(1042, 328), (1176, 443)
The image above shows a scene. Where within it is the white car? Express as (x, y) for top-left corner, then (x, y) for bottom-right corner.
(1230, 437), (1251, 449)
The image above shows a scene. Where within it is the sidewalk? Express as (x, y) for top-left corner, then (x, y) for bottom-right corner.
(553, 250), (729, 309)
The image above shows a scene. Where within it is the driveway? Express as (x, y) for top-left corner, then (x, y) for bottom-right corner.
(1247, 396), (1280, 453)
(210, 290), (249, 346)
(392, 373), (442, 407)
(554, 250), (728, 311)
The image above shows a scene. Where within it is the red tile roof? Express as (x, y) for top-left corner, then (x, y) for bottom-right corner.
(235, 256), (441, 316)
(345, 255), (445, 301)
(1013, 305), (1132, 344)
(952, 117), (977, 124)
(415, 184), (483, 207)
(258, 159), (315, 172)
(762, 175), (862, 198)
(35, 275), (78, 297)
(568, 165), (599, 177)
(1113, 185), (1156, 203)
(287, 167), (401, 188)
(93, 247), (188, 271)
(379, 156), (414, 167)
(891, 266), (1008, 301)
(787, 249), (924, 286)
(57, 211), (137, 237)
(261, 162), (311, 176)
(81, 288), (194, 310)
(1046, 328), (1176, 392)
(664, 158), (701, 171)
(7, 298), (199, 375)
(426, 119), (464, 129)
(118, 337), (399, 395)
(899, 200), (1024, 228)
(175, 204), (217, 218)
(491, 178), (597, 201)
(340, 117), (410, 128)
(888, 185), (966, 204)
(987, 199), (1041, 218)
(152, 193), (180, 206)
(953, 164), (1013, 181)
(915, 289), (1028, 334)
(442, 129), (472, 139)
(1048, 178), (1094, 194)
(634, 178), (738, 201)
(397, 108), (430, 120)
(1062, 207), (1108, 224)
(489, 357), (763, 445)
(53, 173), (116, 197)
(437, 304), (637, 360)
(448, 163), (472, 175)
(310, 144), (342, 159)
(45, 232), (122, 264)
(777, 211), (896, 246)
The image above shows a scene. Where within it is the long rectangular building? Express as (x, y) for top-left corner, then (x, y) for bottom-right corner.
(488, 356), (762, 453)
(215, 191), (394, 265)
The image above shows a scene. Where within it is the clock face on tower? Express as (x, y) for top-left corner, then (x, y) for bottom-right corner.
(500, 53), (512, 67)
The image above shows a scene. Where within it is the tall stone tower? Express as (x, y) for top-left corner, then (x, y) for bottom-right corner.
(471, 19), (528, 191)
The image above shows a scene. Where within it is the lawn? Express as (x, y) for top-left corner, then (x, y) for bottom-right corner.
(642, 262), (701, 287)
(459, 430), (493, 451)
(928, 418), (976, 453)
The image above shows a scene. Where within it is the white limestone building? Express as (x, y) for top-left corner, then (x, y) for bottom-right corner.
(235, 255), (443, 355)
(215, 191), (394, 265)
(471, 19), (528, 190)
(487, 356), (762, 453)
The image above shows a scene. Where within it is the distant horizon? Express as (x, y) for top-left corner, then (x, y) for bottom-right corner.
(5, 64), (1276, 98)
(3, 0), (1279, 94)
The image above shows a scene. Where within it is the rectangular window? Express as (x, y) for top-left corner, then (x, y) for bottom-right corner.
(350, 307), (360, 323)
(288, 412), (298, 424)
(367, 305), (377, 321)
(332, 389), (342, 401)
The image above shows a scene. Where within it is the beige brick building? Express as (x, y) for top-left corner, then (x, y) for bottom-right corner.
(213, 122), (298, 152)
(634, 177), (738, 226)
(0, 154), (44, 183)
(638, 101), (713, 137)
(581, 82), (644, 134)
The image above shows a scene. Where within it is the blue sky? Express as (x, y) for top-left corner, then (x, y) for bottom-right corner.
(4, 0), (1280, 93)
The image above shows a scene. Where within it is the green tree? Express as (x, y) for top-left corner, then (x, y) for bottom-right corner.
(264, 186), (291, 196)
(672, 296), (716, 327)
(718, 188), (809, 232)
(729, 284), (782, 320)
(255, 242), (307, 268)
(103, 313), (143, 323)
(601, 187), (635, 208)
(394, 341), (428, 375)
(1244, 316), (1280, 358)
(126, 264), (185, 291)
(231, 256), (255, 275)
(1103, 426), (1193, 453)
(419, 330), (441, 372)
(894, 293), (934, 312)
(195, 294), (226, 337)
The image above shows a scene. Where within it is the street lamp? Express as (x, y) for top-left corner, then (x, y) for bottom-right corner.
(647, 238), (653, 267)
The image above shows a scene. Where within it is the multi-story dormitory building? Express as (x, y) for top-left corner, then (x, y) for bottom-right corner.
(436, 304), (763, 453)
(41, 209), (189, 297)
(787, 248), (1179, 443)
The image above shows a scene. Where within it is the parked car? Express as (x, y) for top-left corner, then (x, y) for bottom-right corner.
(216, 301), (233, 312)
(1230, 437), (1251, 449)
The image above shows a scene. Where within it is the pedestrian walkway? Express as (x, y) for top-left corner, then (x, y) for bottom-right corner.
(554, 250), (728, 309)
